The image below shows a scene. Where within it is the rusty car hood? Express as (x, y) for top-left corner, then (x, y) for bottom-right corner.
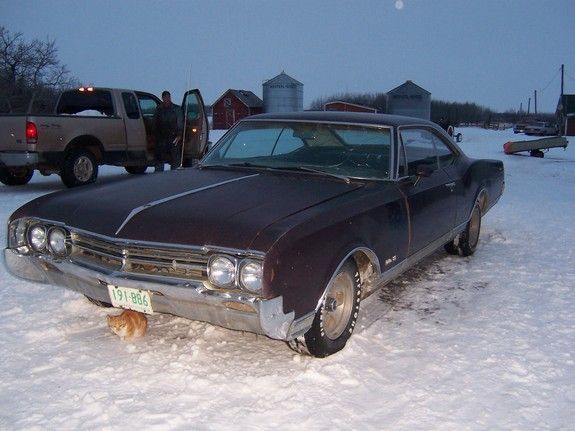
(14, 168), (363, 251)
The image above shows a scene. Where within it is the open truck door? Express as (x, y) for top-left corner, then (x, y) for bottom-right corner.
(180, 89), (209, 167)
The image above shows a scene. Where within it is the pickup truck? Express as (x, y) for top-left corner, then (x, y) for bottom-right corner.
(0, 87), (208, 187)
(523, 121), (558, 136)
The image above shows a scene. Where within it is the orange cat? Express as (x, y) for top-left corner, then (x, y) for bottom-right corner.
(107, 309), (148, 340)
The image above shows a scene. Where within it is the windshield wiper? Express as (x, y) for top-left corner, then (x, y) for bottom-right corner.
(200, 162), (351, 183)
(276, 166), (351, 184)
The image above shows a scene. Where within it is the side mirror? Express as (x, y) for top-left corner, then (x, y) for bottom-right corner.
(413, 164), (433, 187)
(416, 164), (433, 177)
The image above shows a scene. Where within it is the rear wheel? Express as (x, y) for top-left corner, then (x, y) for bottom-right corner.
(61, 148), (98, 187)
(304, 260), (361, 357)
(459, 204), (482, 256)
(0, 167), (33, 186)
(444, 204), (482, 256)
(444, 240), (460, 255)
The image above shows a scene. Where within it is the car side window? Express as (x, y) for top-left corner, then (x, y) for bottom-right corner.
(137, 95), (158, 118)
(400, 128), (439, 176)
(435, 135), (455, 168)
(122, 92), (140, 120)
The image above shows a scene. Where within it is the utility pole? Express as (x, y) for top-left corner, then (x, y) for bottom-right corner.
(519, 102), (523, 114)
(534, 90), (538, 115)
(527, 97), (531, 114)
(561, 64), (565, 100)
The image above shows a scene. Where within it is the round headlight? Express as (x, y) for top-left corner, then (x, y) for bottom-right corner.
(208, 256), (236, 288)
(48, 228), (68, 256)
(240, 261), (263, 294)
(28, 225), (47, 251)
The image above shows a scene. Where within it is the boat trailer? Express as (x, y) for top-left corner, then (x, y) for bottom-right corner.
(503, 136), (569, 158)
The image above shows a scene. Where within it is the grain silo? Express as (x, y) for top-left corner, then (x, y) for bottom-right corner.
(386, 80), (431, 120)
(263, 71), (303, 113)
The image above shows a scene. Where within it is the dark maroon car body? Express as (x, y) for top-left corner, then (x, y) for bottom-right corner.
(4, 112), (504, 355)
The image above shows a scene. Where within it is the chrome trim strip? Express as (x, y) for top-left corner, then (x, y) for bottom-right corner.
(114, 174), (260, 235)
(244, 118), (395, 131)
(365, 222), (468, 298)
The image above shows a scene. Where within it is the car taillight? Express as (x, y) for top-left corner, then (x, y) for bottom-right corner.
(26, 121), (37, 144)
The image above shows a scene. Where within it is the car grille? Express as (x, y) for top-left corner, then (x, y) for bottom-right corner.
(69, 232), (208, 281)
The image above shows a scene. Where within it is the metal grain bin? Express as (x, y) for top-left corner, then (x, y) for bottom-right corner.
(263, 71), (303, 113)
(386, 80), (431, 120)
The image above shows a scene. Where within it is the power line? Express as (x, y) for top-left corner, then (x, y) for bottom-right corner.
(565, 70), (575, 83)
(537, 66), (561, 93)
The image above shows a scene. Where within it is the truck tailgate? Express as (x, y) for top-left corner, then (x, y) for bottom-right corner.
(0, 115), (28, 151)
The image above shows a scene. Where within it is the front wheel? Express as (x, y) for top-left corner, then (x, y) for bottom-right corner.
(0, 167), (33, 186)
(304, 260), (362, 357)
(61, 148), (98, 187)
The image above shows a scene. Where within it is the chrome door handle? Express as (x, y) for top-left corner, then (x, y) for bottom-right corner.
(445, 182), (456, 191)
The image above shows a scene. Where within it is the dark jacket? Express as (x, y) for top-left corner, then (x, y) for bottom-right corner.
(154, 103), (183, 142)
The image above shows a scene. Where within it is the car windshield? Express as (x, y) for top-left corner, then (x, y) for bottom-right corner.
(202, 120), (392, 180)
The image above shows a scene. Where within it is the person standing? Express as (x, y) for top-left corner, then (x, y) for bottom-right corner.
(154, 90), (183, 172)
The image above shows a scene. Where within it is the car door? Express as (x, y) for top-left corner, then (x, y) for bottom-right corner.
(181, 89), (209, 166)
(397, 126), (457, 255)
(135, 92), (161, 158)
(121, 91), (148, 160)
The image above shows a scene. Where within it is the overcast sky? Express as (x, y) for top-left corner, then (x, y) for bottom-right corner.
(1, 0), (573, 113)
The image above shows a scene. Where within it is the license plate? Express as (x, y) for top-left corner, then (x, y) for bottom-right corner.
(107, 285), (153, 314)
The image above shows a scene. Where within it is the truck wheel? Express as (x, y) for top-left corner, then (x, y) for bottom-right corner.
(0, 167), (34, 186)
(304, 260), (361, 357)
(125, 166), (148, 175)
(61, 148), (98, 187)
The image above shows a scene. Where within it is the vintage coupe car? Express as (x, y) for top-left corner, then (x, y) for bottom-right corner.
(4, 112), (504, 357)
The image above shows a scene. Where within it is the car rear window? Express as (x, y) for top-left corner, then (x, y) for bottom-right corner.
(56, 90), (115, 116)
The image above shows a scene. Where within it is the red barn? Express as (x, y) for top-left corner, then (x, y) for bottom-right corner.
(324, 101), (377, 113)
(212, 89), (263, 129)
(556, 94), (575, 136)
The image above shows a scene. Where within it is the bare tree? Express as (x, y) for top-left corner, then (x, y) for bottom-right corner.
(0, 26), (78, 113)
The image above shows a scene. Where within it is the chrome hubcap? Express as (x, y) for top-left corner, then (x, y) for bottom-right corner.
(73, 156), (93, 182)
(322, 271), (354, 340)
(469, 207), (480, 248)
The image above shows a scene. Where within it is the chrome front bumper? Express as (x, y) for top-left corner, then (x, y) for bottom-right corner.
(3, 249), (314, 341)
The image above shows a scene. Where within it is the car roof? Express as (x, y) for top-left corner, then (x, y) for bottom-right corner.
(246, 111), (438, 128)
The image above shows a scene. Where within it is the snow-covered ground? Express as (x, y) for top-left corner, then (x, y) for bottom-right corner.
(1, 128), (573, 430)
